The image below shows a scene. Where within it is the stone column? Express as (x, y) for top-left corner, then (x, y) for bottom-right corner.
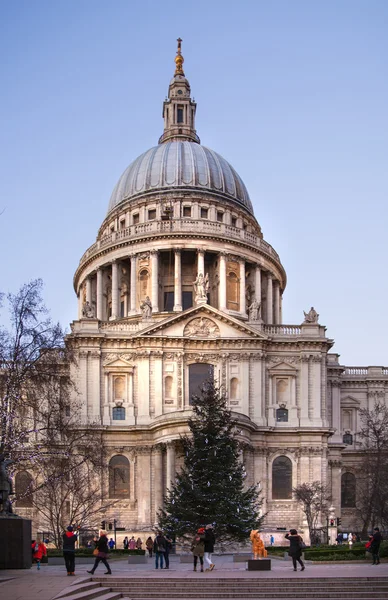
(273, 280), (280, 324)
(266, 274), (273, 324)
(151, 250), (159, 313)
(239, 259), (246, 316)
(130, 254), (137, 315)
(173, 248), (182, 311)
(154, 445), (164, 520)
(86, 277), (92, 304)
(329, 459), (342, 518)
(331, 380), (342, 443)
(166, 442), (176, 491)
(78, 290), (83, 319)
(96, 268), (103, 320)
(197, 249), (205, 276)
(111, 260), (119, 320)
(255, 264), (261, 305)
(219, 252), (227, 310)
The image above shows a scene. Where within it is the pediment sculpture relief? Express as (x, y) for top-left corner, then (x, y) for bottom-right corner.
(184, 317), (220, 338)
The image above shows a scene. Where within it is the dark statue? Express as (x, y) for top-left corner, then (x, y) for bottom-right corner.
(0, 454), (14, 515)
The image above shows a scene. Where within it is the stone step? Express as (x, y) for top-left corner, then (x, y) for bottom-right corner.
(55, 582), (102, 598)
(56, 587), (120, 600)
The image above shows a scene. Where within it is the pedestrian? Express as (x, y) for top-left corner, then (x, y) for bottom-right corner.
(154, 531), (167, 569)
(348, 532), (353, 549)
(270, 534), (275, 546)
(191, 527), (205, 572)
(146, 536), (153, 557)
(370, 527), (382, 565)
(204, 524), (215, 571)
(163, 533), (173, 569)
(128, 535), (136, 550)
(136, 537), (143, 550)
(63, 525), (78, 576)
(108, 537), (115, 550)
(87, 529), (112, 575)
(285, 529), (305, 572)
(31, 539), (47, 571)
(123, 536), (129, 550)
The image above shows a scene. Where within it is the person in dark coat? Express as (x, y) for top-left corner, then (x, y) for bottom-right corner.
(63, 525), (78, 576)
(370, 527), (382, 565)
(204, 524), (216, 571)
(285, 528), (305, 571)
(87, 530), (112, 575)
(154, 531), (167, 569)
(146, 536), (153, 557)
(191, 528), (205, 572)
(163, 533), (173, 569)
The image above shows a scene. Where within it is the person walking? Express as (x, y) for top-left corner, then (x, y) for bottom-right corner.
(87, 530), (112, 575)
(146, 536), (153, 557)
(348, 532), (353, 549)
(370, 527), (382, 565)
(63, 525), (78, 576)
(31, 539), (47, 571)
(285, 529), (305, 572)
(123, 536), (129, 550)
(191, 528), (205, 572)
(128, 535), (136, 550)
(204, 524), (215, 571)
(136, 537), (143, 550)
(270, 534), (275, 546)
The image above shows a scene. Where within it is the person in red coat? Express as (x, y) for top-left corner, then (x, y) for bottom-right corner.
(31, 539), (47, 570)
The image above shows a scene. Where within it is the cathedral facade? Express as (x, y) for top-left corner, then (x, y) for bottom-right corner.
(27, 42), (388, 540)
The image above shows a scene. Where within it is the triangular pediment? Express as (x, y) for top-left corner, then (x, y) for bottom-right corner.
(103, 355), (134, 369)
(341, 395), (361, 408)
(138, 305), (268, 340)
(268, 361), (298, 374)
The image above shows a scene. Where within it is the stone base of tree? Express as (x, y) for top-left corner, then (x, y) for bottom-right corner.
(127, 555), (147, 564)
(0, 517), (32, 569)
(247, 558), (271, 570)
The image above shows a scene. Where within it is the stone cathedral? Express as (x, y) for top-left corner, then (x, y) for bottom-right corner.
(20, 41), (388, 541)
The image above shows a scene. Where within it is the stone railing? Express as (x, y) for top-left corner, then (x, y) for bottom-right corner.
(344, 366), (388, 377)
(263, 325), (302, 335)
(100, 322), (141, 333)
(79, 219), (281, 266)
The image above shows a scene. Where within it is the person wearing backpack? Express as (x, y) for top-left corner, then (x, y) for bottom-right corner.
(153, 531), (167, 569)
(62, 525), (78, 576)
(31, 539), (47, 571)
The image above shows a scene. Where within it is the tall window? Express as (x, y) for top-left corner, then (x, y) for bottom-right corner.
(182, 291), (193, 310)
(109, 455), (130, 498)
(230, 377), (239, 400)
(165, 376), (173, 398)
(15, 471), (33, 507)
(177, 106), (184, 123)
(164, 291), (174, 311)
(276, 407), (288, 422)
(272, 456), (292, 499)
(341, 472), (356, 507)
(189, 363), (214, 405)
(226, 271), (239, 311)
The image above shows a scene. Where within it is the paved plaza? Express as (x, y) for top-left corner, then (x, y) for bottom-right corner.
(0, 555), (387, 600)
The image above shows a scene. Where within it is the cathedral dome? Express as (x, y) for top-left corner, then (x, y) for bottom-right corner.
(107, 141), (253, 215)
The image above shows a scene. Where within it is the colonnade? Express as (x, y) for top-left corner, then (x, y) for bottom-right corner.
(78, 249), (283, 324)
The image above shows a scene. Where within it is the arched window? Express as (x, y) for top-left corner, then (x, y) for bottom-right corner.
(272, 456), (292, 499)
(341, 472), (356, 508)
(276, 379), (288, 404)
(15, 471), (33, 507)
(230, 377), (239, 400)
(109, 455), (130, 498)
(226, 271), (239, 311)
(276, 407), (288, 422)
(188, 363), (214, 405)
(165, 376), (173, 398)
(112, 406), (125, 420)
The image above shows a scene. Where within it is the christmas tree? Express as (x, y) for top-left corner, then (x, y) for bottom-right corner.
(157, 381), (264, 543)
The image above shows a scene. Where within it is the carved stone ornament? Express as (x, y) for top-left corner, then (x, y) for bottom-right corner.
(267, 356), (300, 365)
(184, 317), (220, 338)
(303, 307), (319, 323)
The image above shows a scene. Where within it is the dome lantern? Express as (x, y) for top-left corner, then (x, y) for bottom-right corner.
(158, 38), (200, 144)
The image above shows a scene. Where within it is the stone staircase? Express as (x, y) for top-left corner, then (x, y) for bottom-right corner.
(55, 577), (388, 600)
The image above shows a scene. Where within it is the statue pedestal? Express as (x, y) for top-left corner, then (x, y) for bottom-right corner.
(247, 558), (271, 571)
(0, 517), (32, 569)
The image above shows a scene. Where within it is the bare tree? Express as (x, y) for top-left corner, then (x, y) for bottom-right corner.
(354, 401), (388, 535)
(293, 481), (331, 545)
(1, 280), (108, 544)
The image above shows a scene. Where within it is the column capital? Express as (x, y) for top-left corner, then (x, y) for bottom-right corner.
(266, 271), (273, 280)
(174, 247), (182, 254)
(111, 258), (117, 264)
(197, 249), (205, 256)
(150, 249), (159, 256)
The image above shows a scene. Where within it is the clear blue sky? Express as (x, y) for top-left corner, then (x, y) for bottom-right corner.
(1, 1), (387, 365)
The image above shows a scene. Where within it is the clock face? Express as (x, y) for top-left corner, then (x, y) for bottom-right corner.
(177, 89), (183, 95)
